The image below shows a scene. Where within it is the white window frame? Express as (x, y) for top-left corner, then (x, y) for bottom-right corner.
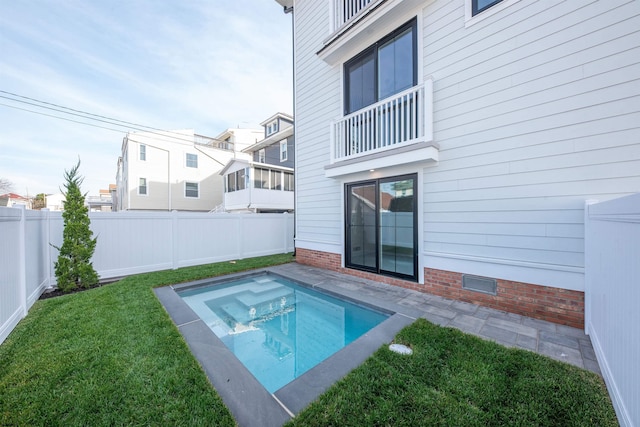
(266, 120), (279, 137)
(186, 153), (198, 168)
(139, 144), (146, 161)
(138, 177), (148, 196)
(465, 0), (521, 27)
(185, 181), (199, 198)
(258, 148), (266, 163)
(280, 139), (288, 162)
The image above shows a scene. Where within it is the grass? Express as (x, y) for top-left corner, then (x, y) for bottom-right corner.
(1, 253), (617, 426)
(0, 253), (294, 426)
(288, 319), (617, 427)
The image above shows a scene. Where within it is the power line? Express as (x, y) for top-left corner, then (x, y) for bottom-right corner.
(0, 89), (191, 139)
(0, 102), (132, 134)
(0, 90), (235, 146)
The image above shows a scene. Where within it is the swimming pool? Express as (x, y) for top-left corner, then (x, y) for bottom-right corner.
(177, 273), (389, 393)
(154, 265), (416, 426)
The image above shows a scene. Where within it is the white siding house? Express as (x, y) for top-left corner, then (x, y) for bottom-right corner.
(220, 113), (295, 213)
(278, 0), (640, 329)
(115, 128), (262, 212)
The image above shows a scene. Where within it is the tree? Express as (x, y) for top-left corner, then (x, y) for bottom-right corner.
(53, 160), (99, 292)
(0, 177), (14, 193)
(32, 193), (47, 210)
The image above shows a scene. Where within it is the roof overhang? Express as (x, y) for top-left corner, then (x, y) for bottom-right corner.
(219, 159), (250, 176)
(275, 0), (293, 9)
(260, 112), (293, 126)
(243, 126), (294, 153)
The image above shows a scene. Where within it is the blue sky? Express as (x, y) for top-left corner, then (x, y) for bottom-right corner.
(0, 0), (293, 196)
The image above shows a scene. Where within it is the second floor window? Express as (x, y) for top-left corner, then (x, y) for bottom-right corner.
(472, 0), (503, 16)
(284, 172), (294, 191)
(344, 19), (416, 115)
(225, 169), (248, 192)
(186, 153), (198, 168)
(258, 149), (266, 163)
(139, 144), (146, 161)
(280, 140), (288, 162)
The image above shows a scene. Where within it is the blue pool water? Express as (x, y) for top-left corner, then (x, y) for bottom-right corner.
(178, 274), (389, 393)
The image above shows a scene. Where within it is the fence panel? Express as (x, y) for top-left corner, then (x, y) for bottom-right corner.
(0, 208), (24, 344)
(24, 209), (51, 306)
(585, 194), (640, 427)
(175, 212), (243, 268)
(89, 211), (174, 278)
(0, 209), (294, 345)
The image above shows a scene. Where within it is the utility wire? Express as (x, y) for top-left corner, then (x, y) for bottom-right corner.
(0, 90), (237, 146)
(0, 89), (191, 139)
(0, 102), (132, 134)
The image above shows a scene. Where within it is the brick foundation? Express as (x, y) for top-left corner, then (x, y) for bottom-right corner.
(295, 248), (584, 329)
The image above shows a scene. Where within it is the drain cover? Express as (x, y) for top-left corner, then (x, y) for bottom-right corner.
(389, 343), (413, 355)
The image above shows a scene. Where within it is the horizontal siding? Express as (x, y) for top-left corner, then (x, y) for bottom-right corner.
(423, 0), (640, 275)
(294, 0), (343, 246)
(292, 0), (640, 285)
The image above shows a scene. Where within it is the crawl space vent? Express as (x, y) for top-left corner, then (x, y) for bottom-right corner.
(462, 274), (497, 295)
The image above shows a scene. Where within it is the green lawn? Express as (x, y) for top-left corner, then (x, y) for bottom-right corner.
(288, 319), (617, 427)
(0, 253), (293, 426)
(1, 253), (617, 426)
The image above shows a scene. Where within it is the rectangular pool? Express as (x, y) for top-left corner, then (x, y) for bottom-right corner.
(178, 273), (389, 393)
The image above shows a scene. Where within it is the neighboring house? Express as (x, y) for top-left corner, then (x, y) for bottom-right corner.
(86, 186), (115, 212)
(114, 128), (262, 212)
(0, 193), (31, 209)
(276, 0), (640, 328)
(45, 193), (65, 211)
(219, 113), (295, 213)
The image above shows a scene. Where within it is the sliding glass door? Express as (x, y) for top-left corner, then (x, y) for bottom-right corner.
(345, 174), (417, 281)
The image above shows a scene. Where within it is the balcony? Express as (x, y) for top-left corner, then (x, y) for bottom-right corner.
(326, 80), (437, 177)
(333, 0), (378, 30)
(320, 0), (424, 65)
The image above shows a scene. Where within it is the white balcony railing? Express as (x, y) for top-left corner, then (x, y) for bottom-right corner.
(331, 81), (432, 163)
(333, 0), (377, 30)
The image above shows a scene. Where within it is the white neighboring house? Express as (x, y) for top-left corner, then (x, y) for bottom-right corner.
(45, 193), (65, 211)
(0, 193), (32, 209)
(115, 128), (262, 212)
(220, 113), (295, 213)
(276, 0), (640, 329)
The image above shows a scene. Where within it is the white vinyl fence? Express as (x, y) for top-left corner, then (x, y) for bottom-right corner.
(0, 207), (294, 345)
(585, 194), (640, 427)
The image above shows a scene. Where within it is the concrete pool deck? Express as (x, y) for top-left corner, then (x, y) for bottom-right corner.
(155, 262), (599, 427)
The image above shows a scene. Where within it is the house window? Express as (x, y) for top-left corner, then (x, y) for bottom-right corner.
(266, 120), (279, 136)
(472, 0), (503, 15)
(186, 153), (198, 168)
(284, 172), (294, 191)
(280, 139), (288, 162)
(270, 170), (282, 190)
(185, 182), (199, 198)
(254, 167), (268, 189)
(258, 149), (266, 163)
(344, 19), (416, 115)
(139, 144), (146, 161)
(236, 169), (246, 191)
(138, 178), (147, 195)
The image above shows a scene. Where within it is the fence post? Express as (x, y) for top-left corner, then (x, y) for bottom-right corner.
(283, 213), (289, 253)
(42, 208), (53, 289)
(238, 215), (244, 260)
(172, 210), (179, 270)
(17, 205), (27, 317)
(583, 199), (598, 336)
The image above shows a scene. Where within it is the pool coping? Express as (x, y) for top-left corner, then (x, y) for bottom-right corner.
(154, 267), (418, 427)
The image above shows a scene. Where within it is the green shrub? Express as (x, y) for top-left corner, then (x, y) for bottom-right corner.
(52, 159), (99, 292)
